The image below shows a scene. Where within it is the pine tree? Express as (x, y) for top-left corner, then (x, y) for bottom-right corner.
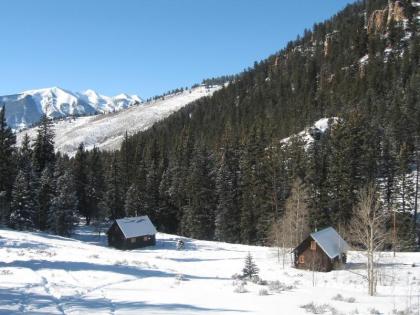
(214, 143), (240, 243)
(32, 115), (55, 173)
(124, 184), (141, 217)
(86, 147), (105, 222)
(242, 252), (259, 279)
(49, 170), (78, 236)
(0, 105), (16, 223)
(158, 166), (179, 233)
(36, 167), (54, 230)
(181, 145), (215, 240)
(73, 143), (90, 224)
(9, 135), (37, 230)
(9, 170), (37, 230)
(105, 155), (124, 219)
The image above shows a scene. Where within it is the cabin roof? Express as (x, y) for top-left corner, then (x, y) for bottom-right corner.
(310, 227), (350, 259)
(115, 215), (157, 239)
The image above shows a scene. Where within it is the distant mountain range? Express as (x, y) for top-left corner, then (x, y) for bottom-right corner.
(0, 87), (142, 130)
(15, 85), (221, 156)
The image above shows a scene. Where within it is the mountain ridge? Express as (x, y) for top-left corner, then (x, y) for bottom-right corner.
(1, 86), (142, 130)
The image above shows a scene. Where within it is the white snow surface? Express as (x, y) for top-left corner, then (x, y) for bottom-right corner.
(310, 227), (350, 259)
(0, 226), (419, 314)
(116, 216), (157, 238)
(16, 85), (221, 156)
(281, 117), (339, 147)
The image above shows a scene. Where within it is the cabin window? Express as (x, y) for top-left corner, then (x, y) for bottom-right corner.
(130, 238), (136, 244)
(143, 236), (149, 241)
(299, 255), (305, 264)
(310, 241), (316, 251)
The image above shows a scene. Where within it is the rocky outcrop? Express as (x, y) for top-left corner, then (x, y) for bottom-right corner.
(388, 0), (406, 23)
(368, 9), (388, 34)
(324, 31), (338, 57)
(367, 0), (407, 35)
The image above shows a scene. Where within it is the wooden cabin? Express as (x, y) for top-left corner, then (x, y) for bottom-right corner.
(107, 215), (157, 250)
(293, 227), (349, 272)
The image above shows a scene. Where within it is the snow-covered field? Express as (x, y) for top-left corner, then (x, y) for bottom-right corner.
(0, 226), (419, 315)
(16, 85), (221, 156)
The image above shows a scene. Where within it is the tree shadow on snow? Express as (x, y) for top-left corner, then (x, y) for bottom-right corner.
(0, 287), (248, 314)
(0, 259), (229, 281)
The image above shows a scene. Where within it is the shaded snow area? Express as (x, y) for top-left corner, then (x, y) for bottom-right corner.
(16, 85), (220, 156)
(0, 226), (419, 314)
(281, 117), (339, 147)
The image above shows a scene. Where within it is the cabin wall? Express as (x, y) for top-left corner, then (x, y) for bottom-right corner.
(294, 237), (333, 272)
(296, 246), (333, 272)
(122, 234), (156, 250)
(107, 222), (156, 250)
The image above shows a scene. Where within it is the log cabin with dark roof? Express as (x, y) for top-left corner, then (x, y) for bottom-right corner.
(107, 215), (157, 250)
(293, 227), (349, 272)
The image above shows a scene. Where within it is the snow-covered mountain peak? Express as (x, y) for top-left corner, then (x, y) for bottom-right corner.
(2, 87), (143, 130)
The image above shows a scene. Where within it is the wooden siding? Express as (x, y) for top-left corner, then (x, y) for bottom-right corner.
(293, 236), (336, 272)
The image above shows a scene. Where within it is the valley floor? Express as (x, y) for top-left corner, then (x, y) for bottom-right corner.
(0, 226), (419, 315)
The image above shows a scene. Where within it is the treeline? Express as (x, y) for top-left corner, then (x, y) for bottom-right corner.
(0, 112), (108, 235)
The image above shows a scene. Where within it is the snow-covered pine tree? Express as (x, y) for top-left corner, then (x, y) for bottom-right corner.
(124, 183), (141, 217)
(0, 105), (16, 223)
(158, 166), (179, 233)
(36, 167), (54, 230)
(181, 145), (215, 240)
(215, 145), (240, 243)
(105, 154), (124, 220)
(73, 143), (90, 224)
(86, 147), (105, 223)
(49, 170), (78, 236)
(242, 252), (259, 279)
(32, 114), (55, 174)
(9, 170), (37, 230)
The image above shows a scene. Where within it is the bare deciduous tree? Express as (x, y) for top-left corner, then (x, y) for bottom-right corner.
(269, 178), (310, 268)
(349, 184), (388, 296)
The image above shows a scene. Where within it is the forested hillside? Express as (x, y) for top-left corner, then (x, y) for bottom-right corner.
(1, 0), (419, 249)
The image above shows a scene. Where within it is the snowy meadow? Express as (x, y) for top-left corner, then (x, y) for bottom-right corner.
(0, 226), (419, 315)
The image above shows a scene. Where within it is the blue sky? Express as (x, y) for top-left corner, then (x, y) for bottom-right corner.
(0, 0), (355, 98)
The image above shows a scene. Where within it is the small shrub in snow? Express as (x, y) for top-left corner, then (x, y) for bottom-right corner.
(257, 279), (268, 286)
(332, 294), (355, 303)
(175, 274), (187, 281)
(242, 253), (259, 279)
(0, 269), (12, 275)
(233, 283), (247, 293)
(258, 288), (269, 296)
(300, 302), (330, 314)
(369, 308), (381, 315)
(268, 280), (294, 293)
(114, 259), (128, 266)
(89, 254), (99, 259)
(231, 273), (243, 280)
(392, 309), (416, 315)
(251, 275), (260, 284)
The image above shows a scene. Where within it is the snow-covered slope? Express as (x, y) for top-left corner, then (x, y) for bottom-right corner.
(281, 117), (339, 146)
(0, 226), (419, 314)
(1, 87), (142, 130)
(16, 85), (220, 156)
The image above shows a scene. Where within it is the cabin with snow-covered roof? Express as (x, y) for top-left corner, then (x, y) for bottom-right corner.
(292, 227), (349, 272)
(107, 215), (157, 250)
